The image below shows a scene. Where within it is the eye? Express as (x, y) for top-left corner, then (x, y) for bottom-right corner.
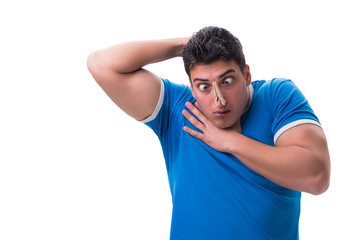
(198, 84), (209, 92)
(223, 77), (233, 85)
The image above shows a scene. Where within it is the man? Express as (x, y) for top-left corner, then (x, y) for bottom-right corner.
(87, 26), (330, 239)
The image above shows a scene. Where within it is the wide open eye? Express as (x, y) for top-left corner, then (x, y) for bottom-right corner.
(198, 84), (209, 92)
(223, 77), (233, 85)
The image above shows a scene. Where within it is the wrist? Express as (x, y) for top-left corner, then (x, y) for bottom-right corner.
(223, 132), (245, 155)
(174, 37), (190, 57)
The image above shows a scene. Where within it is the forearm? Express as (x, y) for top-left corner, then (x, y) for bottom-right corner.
(225, 133), (329, 194)
(89, 38), (189, 74)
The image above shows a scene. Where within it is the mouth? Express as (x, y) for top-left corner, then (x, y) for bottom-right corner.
(214, 109), (231, 118)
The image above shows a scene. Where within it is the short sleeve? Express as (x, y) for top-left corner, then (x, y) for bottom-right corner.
(144, 78), (193, 141)
(140, 79), (165, 124)
(270, 79), (321, 144)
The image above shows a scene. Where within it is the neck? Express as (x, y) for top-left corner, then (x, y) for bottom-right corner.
(243, 85), (253, 114)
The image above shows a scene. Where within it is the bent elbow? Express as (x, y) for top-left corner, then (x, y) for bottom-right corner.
(309, 178), (330, 195)
(87, 51), (112, 84)
(306, 166), (330, 195)
(87, 51), (100, 76)
(304, 147), (331, 195)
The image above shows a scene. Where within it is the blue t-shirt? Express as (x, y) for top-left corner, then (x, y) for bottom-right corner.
(144, 78), (320, 240)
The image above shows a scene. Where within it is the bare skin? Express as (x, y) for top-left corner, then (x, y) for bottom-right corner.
(88, 38), (330, 195)
(183, 60), (330, 195)
(87, 38), (189, 121)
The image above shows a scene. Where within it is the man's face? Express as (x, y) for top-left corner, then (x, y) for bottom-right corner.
(189, 59), (251, 132)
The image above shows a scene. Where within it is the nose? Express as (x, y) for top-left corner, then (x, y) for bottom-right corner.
(212, 81), (226, 106)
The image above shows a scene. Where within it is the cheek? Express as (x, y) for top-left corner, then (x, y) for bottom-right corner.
(233, 88), (248, 107)
(225, 88), (246, 105)
(195, 95), (212, 113)
(195, 99), (206, 111)
(224, 89), (237, 101)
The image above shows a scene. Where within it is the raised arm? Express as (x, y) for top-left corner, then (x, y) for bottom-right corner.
(87, 38), (189, 121)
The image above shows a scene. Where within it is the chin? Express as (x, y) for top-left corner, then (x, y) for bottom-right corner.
(214, 120), (236, 130)
(215, 118), (241, 131)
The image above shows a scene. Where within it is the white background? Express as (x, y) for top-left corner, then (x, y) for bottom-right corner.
(1, 0), (359, 239)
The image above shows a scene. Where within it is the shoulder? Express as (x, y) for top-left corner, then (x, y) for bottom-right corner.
(161, 78), (193, 107)
(162, 78), (191, 94)
(252, 78), (307, 109)
(268, 78), (302, 97)
(252, 78), (296, 93)
(248, 78), (320, 144)
(143, 78), (193, 131)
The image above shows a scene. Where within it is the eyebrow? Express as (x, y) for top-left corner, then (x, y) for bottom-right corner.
(219, 69), (236, 78)
(193, 69), (236, 83)
(193, 77), (209, 83)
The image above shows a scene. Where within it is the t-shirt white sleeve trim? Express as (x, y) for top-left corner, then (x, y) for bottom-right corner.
(274, 119), (322, 144)
(139, 79), (165, 123)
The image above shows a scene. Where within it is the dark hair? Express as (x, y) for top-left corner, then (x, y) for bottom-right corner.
(183, 26), (246, 78)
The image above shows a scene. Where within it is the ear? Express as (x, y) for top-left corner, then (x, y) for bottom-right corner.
(243, 65), (252, 86)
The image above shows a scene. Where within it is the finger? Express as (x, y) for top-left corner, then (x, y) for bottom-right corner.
(185, 102), (209, 125)
(183, 126), (204, 141)
(182, 109), (206, 132)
